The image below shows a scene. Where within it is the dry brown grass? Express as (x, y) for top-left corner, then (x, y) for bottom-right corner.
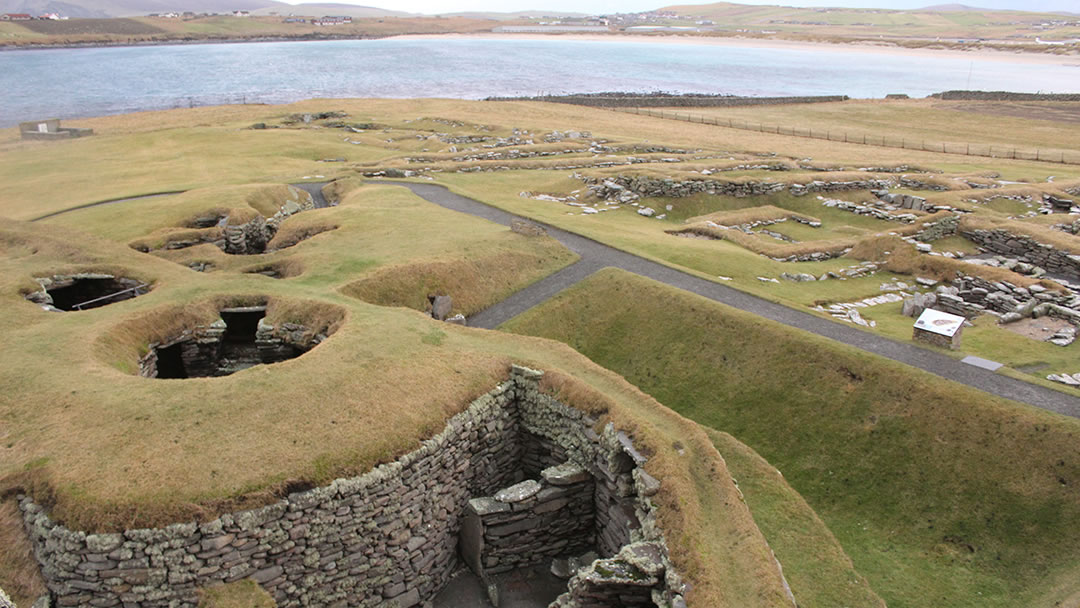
(240, 259), (306, 279)
(0, 500), (47, 608)
(129, 226), (222, 252)
(341, 245), (577, 318)
(197, 580), (277, 608)
(847, 235), (1063, 290)
(265, 220), (339, 251)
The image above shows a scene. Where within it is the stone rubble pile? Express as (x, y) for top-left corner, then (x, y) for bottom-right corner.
(960, 227), (1080, 280)
(900, 273), (1080, 329)
(820, 196), (919, 223)
(913, 215), (961, 242)
(1048, 372), (1080, 388)
(813, 292), (909, 327)
(962, 255), (1048, 278)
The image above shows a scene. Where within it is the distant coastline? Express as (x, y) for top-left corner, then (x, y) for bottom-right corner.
(2, 31), (1080, 66)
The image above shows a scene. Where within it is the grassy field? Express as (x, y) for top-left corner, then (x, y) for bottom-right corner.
(661, 2), (1080, 43)
(0, 101), (810, 606)
(2, 96), (1080, 605)
(503, 268), (1080, 608)
(708, 429), (885, 608)
(662, 99), (1080, 154)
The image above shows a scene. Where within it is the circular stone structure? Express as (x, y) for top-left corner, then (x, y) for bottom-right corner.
(25, 273), (151, 312)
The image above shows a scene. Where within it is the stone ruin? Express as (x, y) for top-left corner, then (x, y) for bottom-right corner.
(133, 187), (325, 256)
(15, 366), (688, 608)
(138, 305), (329, 379)
(24, 273), (150, 312)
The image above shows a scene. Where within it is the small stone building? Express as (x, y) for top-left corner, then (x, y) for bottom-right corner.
(913, 308), (966, 349)
(19, 119), (93, 140)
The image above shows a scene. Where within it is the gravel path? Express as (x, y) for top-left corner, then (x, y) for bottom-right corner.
(388, 181), (1080, 417)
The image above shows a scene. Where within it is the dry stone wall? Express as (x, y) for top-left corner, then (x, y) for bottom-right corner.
(961, 227), (1080, 279)
(18, 366), (686, 608)
(584, 174), (893, 204)
(462, 464), (595, 575)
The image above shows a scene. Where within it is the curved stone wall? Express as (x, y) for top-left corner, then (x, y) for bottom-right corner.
(18, 366), (686, 608)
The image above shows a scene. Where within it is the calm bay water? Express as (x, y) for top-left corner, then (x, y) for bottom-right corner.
(1, 37), (1077, 126)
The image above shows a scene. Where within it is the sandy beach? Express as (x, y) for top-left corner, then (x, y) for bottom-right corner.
(391, 32), (1080, 67)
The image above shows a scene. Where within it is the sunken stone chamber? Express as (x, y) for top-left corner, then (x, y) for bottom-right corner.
(18, 367), (686, 608)
(25, 273), (149, 312)
(139, 306), (323, 379)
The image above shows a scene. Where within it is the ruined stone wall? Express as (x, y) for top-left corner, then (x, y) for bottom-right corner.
(487, 94), (849, 108)
(463, 464), (595, 575)
(18, 367), (686, 608)
(20, 380), (524, 608)
(932, 91), (1080, 102)
(961, 227), (1080, 279)
(915, 215), (960, 242)
(584, 174), (893, 203)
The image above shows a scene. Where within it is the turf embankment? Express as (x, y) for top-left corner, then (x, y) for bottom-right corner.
(502, 268), (1080, 608)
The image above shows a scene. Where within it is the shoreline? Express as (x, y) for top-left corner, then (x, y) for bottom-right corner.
(395, 32), (1080, 67)
(1, 30), (1078, 66)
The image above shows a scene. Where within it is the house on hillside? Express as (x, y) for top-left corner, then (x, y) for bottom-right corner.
(1, 13), (33, 20)
(313, 15), (351, 26)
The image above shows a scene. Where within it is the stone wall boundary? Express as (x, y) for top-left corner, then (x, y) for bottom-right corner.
(486, 94), (849, 108)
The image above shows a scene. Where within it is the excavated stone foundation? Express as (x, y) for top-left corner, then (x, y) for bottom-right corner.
(24, 273), (150, 312)
(139, 306), (325, 379)
(17, 367), (686, 608)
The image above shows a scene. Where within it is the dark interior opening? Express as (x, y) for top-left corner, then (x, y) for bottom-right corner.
(143, 305), (316, 379)
(221, 309), (263, 342)
(46, 278), (146, 311)
(216, 308), (266, 375)
(154, 343), (188, 379)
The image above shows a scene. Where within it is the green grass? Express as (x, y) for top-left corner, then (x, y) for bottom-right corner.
(708, 428), (885, 608)
(503, 268), (1080, 608)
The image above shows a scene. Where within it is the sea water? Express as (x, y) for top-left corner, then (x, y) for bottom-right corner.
(1, 37), (1077, 126)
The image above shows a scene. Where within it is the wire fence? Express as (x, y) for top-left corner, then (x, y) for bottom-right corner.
(616, 107), (1080, 166)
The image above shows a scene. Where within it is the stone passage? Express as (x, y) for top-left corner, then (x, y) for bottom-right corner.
(18, 366), (687, 608)
(24, 273), (150, 312)
(139, 306), (328, 379)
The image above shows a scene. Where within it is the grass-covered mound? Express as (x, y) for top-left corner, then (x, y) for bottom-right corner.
(503, 268), (1080, 608)
(0, 206), (790, 607)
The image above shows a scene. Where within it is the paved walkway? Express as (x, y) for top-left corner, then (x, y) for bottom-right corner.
(387, 181), (1080, 418)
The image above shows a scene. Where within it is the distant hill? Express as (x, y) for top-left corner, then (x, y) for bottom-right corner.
(0, 0), (285, 17)
(918, 4), (988, 11)
(250, 3), (413, 18)
(437, 10), (588, 21)
(0, 0), (412, 18)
